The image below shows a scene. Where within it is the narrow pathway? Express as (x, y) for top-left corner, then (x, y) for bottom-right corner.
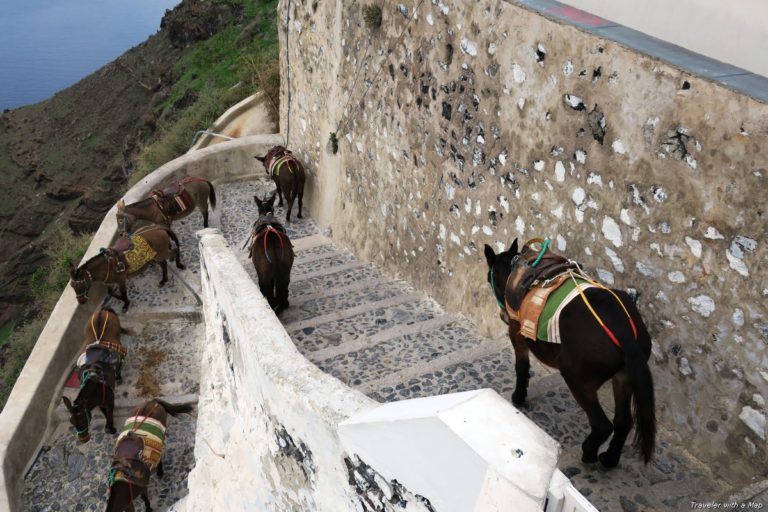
(252, 232), (729, 511)
(23, 175), (730, 511)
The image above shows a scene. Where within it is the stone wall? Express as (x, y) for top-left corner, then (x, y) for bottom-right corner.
(279, 0), (768, 483)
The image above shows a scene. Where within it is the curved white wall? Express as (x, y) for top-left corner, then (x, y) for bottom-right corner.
(557, 0), (768, 77)
(0, 134), (281, 511)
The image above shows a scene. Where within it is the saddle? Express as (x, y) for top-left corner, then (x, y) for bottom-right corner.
(100, 234), (133, 274)
(111, 433), (151, 487)
(506, 240), (578, 311)
(504, 240), (579, 340)
(248, 216), (290, 258)
(264, 147), (297, 177)
(149, 178), (195, 217)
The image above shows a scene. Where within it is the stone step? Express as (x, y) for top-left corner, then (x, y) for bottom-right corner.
(288, 296), (445, 355)
(280, 278), (413, 325)
(311, 318), (492, 389)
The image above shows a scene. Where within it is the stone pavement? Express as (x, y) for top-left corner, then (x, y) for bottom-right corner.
(22, 176), (747, 510)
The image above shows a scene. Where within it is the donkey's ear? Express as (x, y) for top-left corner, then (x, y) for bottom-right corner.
(69, 261), (78, 276)
(509, 238), (519, 254)
(484, 244), (496, 267)
(62, 396), (73, 412)
(253, 195), (261, 205)
(254, 155), (265, 163)
(267, 191), (277, 205)
(117, 199), (125, 209)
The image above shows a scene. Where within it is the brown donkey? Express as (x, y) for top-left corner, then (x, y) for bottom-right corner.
(116, 176), (216, 231)
(254, 145), (305, 223)
(485, 238), (656, 469)
(249, 192), (294, 314)
(105, 398), (194, 512)
(69, 225), (184, 311)
(63, 308), (130, 443)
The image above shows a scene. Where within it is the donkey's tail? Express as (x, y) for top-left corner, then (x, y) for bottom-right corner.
(154, 398), (194, 417)
(207, 180), (217, 210)
(623, 333), (656, 463)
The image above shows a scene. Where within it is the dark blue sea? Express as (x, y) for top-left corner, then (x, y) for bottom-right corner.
(0, 0), (180, 110)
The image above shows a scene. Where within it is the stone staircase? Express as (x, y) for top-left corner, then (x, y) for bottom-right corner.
(22, 177), (733, 511)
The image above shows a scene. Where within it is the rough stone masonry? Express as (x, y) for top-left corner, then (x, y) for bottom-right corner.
(280, 0), (768, 485)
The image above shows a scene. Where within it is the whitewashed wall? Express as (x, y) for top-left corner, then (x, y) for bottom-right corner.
(186, 229), (566, 511)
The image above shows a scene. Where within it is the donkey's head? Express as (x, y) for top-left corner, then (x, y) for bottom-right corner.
(254, 192), (278, 217)
(62, 396), (91, 443)
(483, 239), (520, 322)
(69, 261), (92, 304)
(115, 200), (137, 234)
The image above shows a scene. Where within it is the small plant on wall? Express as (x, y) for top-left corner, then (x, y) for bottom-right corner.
(362, 4), (382, 30)
(328, 132), (339, 154)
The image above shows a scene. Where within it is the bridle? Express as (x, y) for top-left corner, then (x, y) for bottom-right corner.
(71, 269), (93, 300)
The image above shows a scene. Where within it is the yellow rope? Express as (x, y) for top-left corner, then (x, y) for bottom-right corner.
(570, 270), (635, 325)
(91, 312), (109, 341)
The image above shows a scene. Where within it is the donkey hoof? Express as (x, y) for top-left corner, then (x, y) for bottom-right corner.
(298, 213), (303, 219)
(159, 280), (167, 288)
(598, 452), (619, 469)
(581, 452), (599, 464)
(121, 304), (130, 313)
(105, 426), (117, 435)
(511, 391), (527, 406)
(177, 263), (186, 270)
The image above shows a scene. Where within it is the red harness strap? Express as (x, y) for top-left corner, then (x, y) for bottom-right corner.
(256, 226), (285, 263)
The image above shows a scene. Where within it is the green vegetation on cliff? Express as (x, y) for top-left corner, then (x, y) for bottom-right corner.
(135, 0), (279, 182)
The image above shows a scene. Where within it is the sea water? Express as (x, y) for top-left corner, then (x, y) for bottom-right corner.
(0, 0), (180, 110)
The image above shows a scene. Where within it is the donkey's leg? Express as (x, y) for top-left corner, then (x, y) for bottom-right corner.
(118, 282), (130, 312)
(275, 181), (285, 206)
(563, 376), (613, 464)
(174, 244), (185, 270)
(258, 276), (276, 308)
(285, 191), (295, 223)
(141, 489), (152, 512)
(274, 272), (290, 315)
(157, 460), (164, 478)
(159, 261), (168, 286)
(201, 204), (209, 228)
(599, 370), (633, 468)
(509, 327), (531, 406)
(297, 186), (304, 219)
(101, 404), (117, 434)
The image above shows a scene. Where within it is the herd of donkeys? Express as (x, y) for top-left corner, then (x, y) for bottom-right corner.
(60, 142), (659, 509)
(62, 145), (305, 510)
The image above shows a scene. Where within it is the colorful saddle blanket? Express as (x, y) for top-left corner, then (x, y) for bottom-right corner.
(266, 154), (298, 177)
(149, 177), (202, 216)
(124, 234), (156, 274)
(116, 415), (166, 471)
(513, 275), (596, 343)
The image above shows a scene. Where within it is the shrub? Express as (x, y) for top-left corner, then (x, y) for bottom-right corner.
(363, 5), (382, 29)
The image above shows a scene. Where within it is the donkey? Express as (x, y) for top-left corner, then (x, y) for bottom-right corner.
(63, 308), (130, 442)
(254, 145), (305, 223)
(116, 176), (216, 232)
(249, 192), (294, 314)
(105, 398), (194, 512)
(69, 225), (184, 312)
(484, 238), (656, 468)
